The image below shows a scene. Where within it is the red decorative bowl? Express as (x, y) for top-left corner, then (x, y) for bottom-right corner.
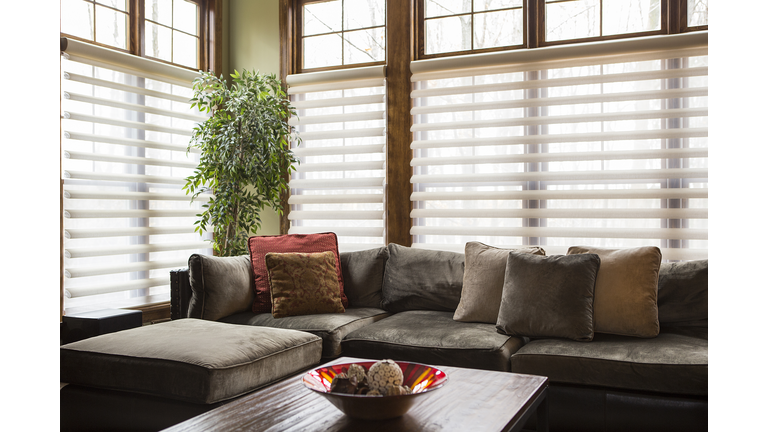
(302, 360), (448, 420)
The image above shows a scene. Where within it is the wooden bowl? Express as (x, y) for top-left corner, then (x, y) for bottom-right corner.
(302, 360), (448, 420)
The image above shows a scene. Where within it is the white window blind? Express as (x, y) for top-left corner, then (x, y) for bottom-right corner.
(410, 32), (707, 260)
(61, 38), (211, 313)
(286, 66), (387, 252)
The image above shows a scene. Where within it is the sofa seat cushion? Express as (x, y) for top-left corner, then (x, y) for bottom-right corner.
(341, 310), (525, 372)
(508, 326), (708, 396)
(220, 307), (390, 358)
(60, 319), (323, 404)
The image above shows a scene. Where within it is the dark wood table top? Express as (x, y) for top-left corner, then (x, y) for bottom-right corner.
(164, 357), (548, 432)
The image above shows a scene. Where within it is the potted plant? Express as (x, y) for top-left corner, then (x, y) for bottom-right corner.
(184, 70), (299, 256)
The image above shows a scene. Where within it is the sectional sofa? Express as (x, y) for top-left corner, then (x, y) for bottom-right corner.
(172, 242), (707, 431)
(61, 241), (707, 431)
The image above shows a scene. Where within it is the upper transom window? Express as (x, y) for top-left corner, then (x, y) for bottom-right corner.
(144, 0), (201, 69)
(544, 0), (662, 42)
(687, 0), (708, 28)
(424, 0), (525, 55)
(301, 0), (386, 70)
(61, 0), (205, 70)
(61, 0), (130, 50)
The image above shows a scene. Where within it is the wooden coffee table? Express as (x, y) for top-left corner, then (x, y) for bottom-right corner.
(164, 357), (549, 432)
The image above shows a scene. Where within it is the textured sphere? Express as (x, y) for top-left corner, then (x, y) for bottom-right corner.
(384, 385), (412, 396)
(347, 363), (367, 385)
(367, 359), (403, 393)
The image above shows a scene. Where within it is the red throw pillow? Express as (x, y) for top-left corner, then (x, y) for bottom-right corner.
(247, 233), (347, 313)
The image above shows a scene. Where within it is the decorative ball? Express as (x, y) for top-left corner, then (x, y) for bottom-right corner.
(384, 385), (412, 396)
(367, 359), (403, 393)
(347, 363), (367, 385)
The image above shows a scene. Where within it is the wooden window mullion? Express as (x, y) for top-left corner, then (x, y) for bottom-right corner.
(669, 0), (682, 34)
(385, 0), (413, 247)
(529, 0), (543, 49)
(134, 0), (145, 57)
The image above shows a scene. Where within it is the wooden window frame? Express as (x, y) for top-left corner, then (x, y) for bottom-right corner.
(60, 0), (220, 73)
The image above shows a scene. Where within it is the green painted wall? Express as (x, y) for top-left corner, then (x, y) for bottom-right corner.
(225, 0), (283, 235)
(228, 0), (281, 76)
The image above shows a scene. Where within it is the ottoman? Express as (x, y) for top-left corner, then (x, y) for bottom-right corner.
(60, 318), (323, 430)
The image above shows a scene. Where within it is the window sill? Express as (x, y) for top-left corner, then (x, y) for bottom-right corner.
(63, 295), (171, 324)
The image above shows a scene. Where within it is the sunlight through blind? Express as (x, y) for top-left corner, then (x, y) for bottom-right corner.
(286, 66), (387, 251)
(60, 38), (211, 312)
(410, 32), (708, 260)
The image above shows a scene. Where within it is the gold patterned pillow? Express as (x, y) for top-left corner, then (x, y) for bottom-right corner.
(265, 251), (345, 318)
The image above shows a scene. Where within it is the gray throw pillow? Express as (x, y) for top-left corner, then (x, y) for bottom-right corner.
(496, 253), (601, 342)
(380, 244), (464, 313)
(188, 254), (255, 321)
(454, 242), (546, 324)
(657, 259), (708, 326)
(340, 246), (389, 309)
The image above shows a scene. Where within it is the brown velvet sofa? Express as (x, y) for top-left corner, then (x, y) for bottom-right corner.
(170, 243), (708, 432)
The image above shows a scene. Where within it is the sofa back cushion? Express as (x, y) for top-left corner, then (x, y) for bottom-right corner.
(187, 254), (255, 321)
(340, 246), (389, 309)
(657, 259), (708, 326)
(381, 244), (464, 313)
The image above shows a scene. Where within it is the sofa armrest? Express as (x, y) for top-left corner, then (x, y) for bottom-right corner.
(170, 269), (192, 320)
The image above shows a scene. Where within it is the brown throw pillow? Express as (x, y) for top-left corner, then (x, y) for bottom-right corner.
(453, 242), (546, 324)
(496, 253), (600, 342)
(265, 251), (345, 319)
(248, 233), (347, 314)
(567, 246), (662, 338)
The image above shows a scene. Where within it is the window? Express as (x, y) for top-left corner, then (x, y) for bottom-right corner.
(286, 66), (387, 251)
(60, 39), (211, 314)
(299, 0), (386, 71)
(544, 0), (662, 42)
(410, 32), (708, 259)
(686, 0), (708, 28)
(61, 0), (211, 70)
(286, 0), (708, 260)
(144, 0), (201, 69)
(422, 0), (525, 55)
(60, 1), (216, 316)
(61, 0), (130, 50)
